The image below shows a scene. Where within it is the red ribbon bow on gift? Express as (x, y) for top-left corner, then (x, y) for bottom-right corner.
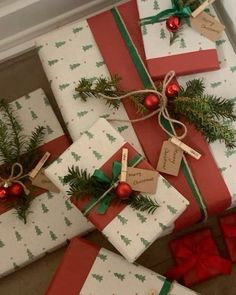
(166, 235), (232, 283)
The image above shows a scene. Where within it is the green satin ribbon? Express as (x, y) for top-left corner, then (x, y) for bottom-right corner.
(140, 0), (191, 26)
(159, 279), (172, 295)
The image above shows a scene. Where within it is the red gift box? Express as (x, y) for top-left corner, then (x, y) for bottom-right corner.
(166, 228), (232, 286)
(219, 213), (236, 262)
(86, 0), (231, 231)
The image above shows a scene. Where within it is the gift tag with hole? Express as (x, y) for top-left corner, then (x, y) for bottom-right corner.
(157, 140), (184, 176)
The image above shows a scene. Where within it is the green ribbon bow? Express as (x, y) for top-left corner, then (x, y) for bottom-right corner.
(140, 0), (192, 26)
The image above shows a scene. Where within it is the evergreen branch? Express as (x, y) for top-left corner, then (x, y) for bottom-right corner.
(179, 79), (205, 98)
(127, 194), (159, 214)
(129, 94), (147, 114)
(0, 119), (15, 163)
(24, 126), (46, 154)
(14, 192), (34, 224)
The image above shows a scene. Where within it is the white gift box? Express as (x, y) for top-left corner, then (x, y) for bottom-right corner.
(0, 89), (93, 278)
(45, 118), (189, 262)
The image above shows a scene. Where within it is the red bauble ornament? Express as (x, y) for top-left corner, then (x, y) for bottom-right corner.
(115, 182), (132, 200)
(143, 94), (160, 110)
(166, 16), (181, 33)
(165, 83), (180, 98)
(8, 183), (24, 198)
(0, 186), (9, 202)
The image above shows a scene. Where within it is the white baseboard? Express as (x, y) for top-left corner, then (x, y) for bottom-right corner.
(0, 0), (129, 63)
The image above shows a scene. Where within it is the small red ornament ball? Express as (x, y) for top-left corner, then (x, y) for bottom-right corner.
(8, 183), (24, 198)
(143, 94), (160, 110)
(165, 83), (180, 98)
(166, 16), (181, 33)
(0, 187), (9, 202)
(115, 182), (132, 200)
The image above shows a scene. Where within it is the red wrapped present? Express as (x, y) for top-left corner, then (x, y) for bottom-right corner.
(166, 228), (232, 286)
(87, 0), (232, 231)
(219, 213), (236, 262)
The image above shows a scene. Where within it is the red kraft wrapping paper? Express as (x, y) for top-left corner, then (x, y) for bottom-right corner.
(86, 0), (231, 231)
(219, 213), (236, 262)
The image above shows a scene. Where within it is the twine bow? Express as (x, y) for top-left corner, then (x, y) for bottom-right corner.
(140, 0), (192, 26)
(0, 163), (30, 195)
(100, 70), (187, 141)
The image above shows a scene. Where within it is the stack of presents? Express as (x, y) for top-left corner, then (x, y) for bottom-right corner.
(1, 0), (236, 294)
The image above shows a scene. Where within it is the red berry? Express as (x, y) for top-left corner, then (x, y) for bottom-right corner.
(115, 182), (132, 200)
(165, 83), (179, 98)
(166, 16), (181, 33)
(8, 183), (24, 198)
(143, 94), (160, 110)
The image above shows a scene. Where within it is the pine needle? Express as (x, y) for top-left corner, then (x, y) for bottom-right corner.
(127, 194), (159, 214)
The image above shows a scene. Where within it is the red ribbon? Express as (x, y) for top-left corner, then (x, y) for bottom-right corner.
(166, 235), (232, 284)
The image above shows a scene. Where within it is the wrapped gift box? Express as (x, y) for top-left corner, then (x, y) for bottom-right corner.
(35, 12), (143, 156)
(166, 229), (232, 286)
(136, 0), (219, 79)
(0, 89), (93, 278)
(219, 213), (236, 262)
(46, 237), (200, 295)
(45, 118), (189, 262)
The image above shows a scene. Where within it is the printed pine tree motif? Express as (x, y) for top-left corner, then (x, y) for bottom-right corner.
(84, 130), (94, 139)
(180, 38), (186, 48)
(135, 274), (146, 282)
(136, 212), (147, 223)
(162, 178), (171, 188)
(25, 94), (31, 100)
(140, 237), (150, 248)
(153, 0), (160, 10)
(82, 44), (93, 51)
(65, 200), (73, 210)
(73, 93), (80, 100)
(0, 240), (5, 247)
(97, 253), (107, 262)
(210, 82), (222, 88)
(117, 214), (128, 225)
(96, 61), (105, 67)
(225, 149), (236, 158)
(13, 262), (20, 270)
(216, 39), (226, 46)
(73, 27), (83, 34)
(159, 223), (169, 231)
(106, 133), (116, 143)
(100, 114), (110, 119)
(30, 110), (38, 120)
(58, 176), (64, 184)
(71, 151), (81, 162)
(43, 96), (50, 106)
(35, 225), (43, 236)
(160, 28), (166, 39)
(219, 167), (227, 173)
(93, 150), (102, 160)
(46, 125), (53, 134)
(26, 249), (34, 260)
(41, 203), (49, 213)
(92, 274), (103, 282)
(15, 101), (22, 110)
(15, 231), (22, 241)
(120, 234), (131, 246)
(70, 63), (80, 70)
(117, 125), (128, 133)
(142, 25), (147, 36)
(230, 66), (236, 73)
(56, 158), (63, 164)
(48, 59), (59, 66)
(46, 191), (54, 200)
(77, 110), (88, 118)
(55, 41), (66, 48)
(88, 77), (97, 83)
(167, 204), (178, 214)
(114, 272), (125, 281)
(64, 216), (72, 227)
(36, 45), (43, 52)
(59, 83), (70, 91)
(49, 230), (58, 241)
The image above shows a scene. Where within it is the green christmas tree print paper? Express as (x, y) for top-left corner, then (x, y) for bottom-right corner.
(0, 89), (93, 278)
(137, 0), (216, 58)
(35, 19), (143, 155)
(45, 118), (189, 262)
(178, 29), (236, 208)
(79, 247), (199, 295)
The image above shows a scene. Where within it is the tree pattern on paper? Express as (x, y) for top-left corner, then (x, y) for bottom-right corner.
(117, 125), (128, 133)
(64, 217), (72, 227)
(48, 59), (59, 66)
(55, 41), (66, 48)
(136, 212), (147, 223)
(41, 203), (49, 213)
(140, 237), (150, 248)
(49, 230), (57, 241)
(117, 214), (128, 225)
(114, 272), (125, 281)
(15, 231), (22, 241)
(160, 28), (166, 39)
(71, 151), (81, 162)
(92, 274), (103, 282)
(97, 253), (107, 262)
(167, 204), (177, 214)
(106, 133), (116, 143)
(93, 150), (102, 160)
(70, 63), (80, 70)
(73, 27), (83, 34)
(82, 44), (93, 51)
(135, 274), (146, 282)
(120, 235), (131, 246)
(35, 225), (43, 236)
(26, 249), (34, 260)
(59, 83), (70, 91)
(77, 111), (88, 118)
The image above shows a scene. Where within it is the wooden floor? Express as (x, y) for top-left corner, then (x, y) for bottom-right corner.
(0, 50), (236, 295)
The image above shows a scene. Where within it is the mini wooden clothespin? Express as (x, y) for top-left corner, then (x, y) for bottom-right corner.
(120, 148), (128, 182)
(191, 0), (215, 18)
(28, 152), (51, 179)
(170, 137), (201, 160)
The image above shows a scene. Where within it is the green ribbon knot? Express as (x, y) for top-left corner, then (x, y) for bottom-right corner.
(140, 0), (192, 26)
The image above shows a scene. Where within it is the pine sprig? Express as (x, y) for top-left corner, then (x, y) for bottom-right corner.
(127, 194), (159, 214)
(14, 192), (34, 224)
(25, 126), (46, 154)
(179, 79), (205, 98)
